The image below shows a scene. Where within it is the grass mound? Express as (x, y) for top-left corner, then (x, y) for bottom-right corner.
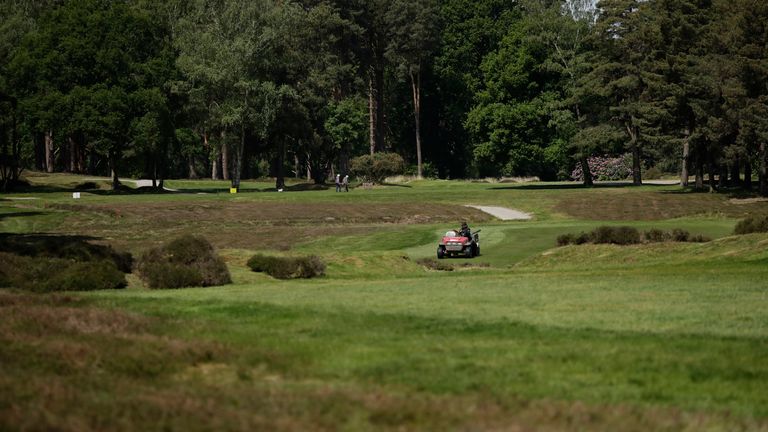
(734, 215), (768, 235)
(247, 254), (326, 279)
(558, 226), (711, 246)
(137, 235), (231, 289)
(0, 252), (126, 292)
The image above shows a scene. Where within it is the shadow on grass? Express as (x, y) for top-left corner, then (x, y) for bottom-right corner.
(0, 211), (46, 220)
(0, 232), (132, 272)
(490, 182), (669, 191)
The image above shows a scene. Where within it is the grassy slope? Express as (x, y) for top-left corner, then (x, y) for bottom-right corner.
(2, 173), (768, 430)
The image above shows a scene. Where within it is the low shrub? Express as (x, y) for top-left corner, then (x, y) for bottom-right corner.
(247, 254), (325, 279)
(689, 234), (712, 243)
(137, 235), (231, 289)
(556, 233), (576, 246)
(644, 228), (670, 243)
(0, 252), (126, 292)
(558, 226), (709, 247)
(644, 166), (662, 180)
(671, 228), (690, 242)
(415, 258), (454, 271)
(734, 215), (768, 235)
(349, 152), (405, 184)
(591, 226), (641, 245)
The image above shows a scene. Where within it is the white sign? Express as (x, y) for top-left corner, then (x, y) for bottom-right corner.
(72, 192), (81, 199)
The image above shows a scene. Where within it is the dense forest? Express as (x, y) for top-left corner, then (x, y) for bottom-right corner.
(0, 0), (766, 193)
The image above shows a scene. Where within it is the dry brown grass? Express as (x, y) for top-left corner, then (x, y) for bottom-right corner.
(49, 201), (490, 251)
(555, 190), (768, 220)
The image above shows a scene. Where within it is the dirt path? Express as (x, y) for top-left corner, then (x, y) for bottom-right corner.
(465, 205), (532, 221)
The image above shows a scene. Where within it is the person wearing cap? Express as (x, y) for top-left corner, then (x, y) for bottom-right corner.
(335, 174), (341, 192)
(459, 222), (471, 239)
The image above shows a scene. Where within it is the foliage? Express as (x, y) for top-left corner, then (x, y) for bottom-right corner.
(734, 215), (768, 235)
(571, 155), (632, 182)
(349, 152), (406, 183)
(0, 0), (767, 194)
(558, 226), (712, 246)
(247, 254), (326, 279)
(0, 252), (126, 292)
(137, 235), (231, 289)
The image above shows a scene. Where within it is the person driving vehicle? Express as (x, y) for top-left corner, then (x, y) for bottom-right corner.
(458, 222), (471, 239)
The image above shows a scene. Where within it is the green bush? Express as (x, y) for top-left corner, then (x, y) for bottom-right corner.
(349, 152), (405, 183)
(559, 227), (712, 247)
(644, 229), (670, 243)
(671, 228), (690, 242)
(137, 235), (231, 289)
(592, 226), (641, 245)
(734, 215), (768, 235)
(556, 233), (576, 246)
(0, 252), (126, 292)
(247, 254), (325, 279)
(644, 166), (662, 180)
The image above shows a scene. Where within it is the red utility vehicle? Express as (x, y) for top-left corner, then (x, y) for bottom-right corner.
(436, 229), (480, 259)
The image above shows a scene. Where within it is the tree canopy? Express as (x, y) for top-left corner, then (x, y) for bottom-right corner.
(1, 0), (766, 194)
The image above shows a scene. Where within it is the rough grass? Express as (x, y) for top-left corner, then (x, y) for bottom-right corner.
(3, 174), (768, 430)
(3, 290), (766, 431)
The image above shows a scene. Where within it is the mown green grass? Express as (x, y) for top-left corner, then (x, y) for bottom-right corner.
(2, 172), (768, 430)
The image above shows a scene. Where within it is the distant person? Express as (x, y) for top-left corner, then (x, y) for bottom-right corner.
(342, 175), (349, 192)
(335, 174), (341, 192)
(459, 222), (471, 239)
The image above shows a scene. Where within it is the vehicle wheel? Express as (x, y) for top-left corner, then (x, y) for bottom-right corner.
(437, 246), (445, 259)
(475, 245), (480, 257)
(464, 246), (473, 258)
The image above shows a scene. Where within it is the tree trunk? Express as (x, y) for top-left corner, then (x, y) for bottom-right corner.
(707, 156), (716, 193)
(109, 149), (120, 191)
(680, 128), (690, 187)
(410, 69), (423, 179)
(731, 158), (740, 187)
(580, 157), (593, 186)
(760, 141), (767, 196)
(275, 139), (285, 190)
(626, 122), (641, 185)
(231, 125), (244, 190)
(718, 164), (727, 189)
(368, 73), (376, 155)
(45, 130), (54, 173)
(744, 159), (752, 190)
(188, 155), (198, 179)
(695, 152), (704, 190)
(68, 135), (77, 173)
(221, 130), (230, 181)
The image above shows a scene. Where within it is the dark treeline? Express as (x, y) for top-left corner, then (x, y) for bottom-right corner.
(0, 0), (766, 193)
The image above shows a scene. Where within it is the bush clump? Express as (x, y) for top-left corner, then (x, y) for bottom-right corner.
(247, 254), (325, 279)
(734, 215), (768, 235)
(415, 258), (454, 271)
(558, 226), (711, 247)
(0, 252), (126, 292)
(137, 235), (231, 289)
(591, 226), (641, 245)
(349, 152), (405, 184)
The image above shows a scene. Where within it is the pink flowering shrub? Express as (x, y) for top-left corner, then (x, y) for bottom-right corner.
(571, 154), (632, 181)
